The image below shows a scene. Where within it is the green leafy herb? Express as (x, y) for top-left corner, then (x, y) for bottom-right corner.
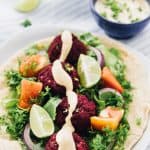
(80, 33), (101, 47)
(7, 108), (29, 139)
(5, 99), (18, 109)
(31, 86), (53, 106)
(101, 12), (107, 18)
(76, 84), (99, 102)
(87, 50), (97, 59)
(0, 116), (7, 125)
(109, 48), (121, 58)
(44, 97), (61, 120)
(135, 117), (141, 126)
(131, 18), (140, 23)
(5, 70), (22, 98)
(25, 48), (38, 55)
(5, 70), (22, 89)
(138, 7), (142, 12)
(21, 19), (32, 28)
(89, 134), (106, 150)
(87, 128), (116, 150)
(105, 0), (122, 18)
(113, 121), (130, 150)
(116, 71), (132, 90)
(99, 91), (124, 108)
(0, 107), (29, 140)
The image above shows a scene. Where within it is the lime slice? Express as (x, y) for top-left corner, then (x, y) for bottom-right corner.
(30, 104), (54, 138)
(77, 54), (101, 88)
(16, 0), (40, 12)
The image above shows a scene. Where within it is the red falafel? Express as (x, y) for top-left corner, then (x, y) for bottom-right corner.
(45, 133), (89, 150)
(37, 63), (79, 96)
(48, 34), (88, 65)
(55, 94), (96, 133)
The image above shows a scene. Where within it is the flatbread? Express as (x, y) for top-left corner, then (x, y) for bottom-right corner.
(0, 35), (150, 150)
(97, 35), (150, 149)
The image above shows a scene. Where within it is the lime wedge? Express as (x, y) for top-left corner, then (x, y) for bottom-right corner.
(30, 104), (54, 138)
(16, 0), (40, 12)
(77, 54), (101, 88)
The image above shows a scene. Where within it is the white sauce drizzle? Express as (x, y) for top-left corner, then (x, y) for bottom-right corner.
(51, 31), (77, 150)
(95, 0), (150, 24)
(56, 91), (77, 150)
(59, 31), (73, 62)
(52, 60), (73, 91)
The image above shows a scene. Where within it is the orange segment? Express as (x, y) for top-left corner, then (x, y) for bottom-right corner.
(19, 79), (43, 109)
(100, 106), (124, 121)
(107, 106), (124, 121)
(19, 54), (48, 77)
(90, 106), (124, 131)
(90, 116), (119, 130)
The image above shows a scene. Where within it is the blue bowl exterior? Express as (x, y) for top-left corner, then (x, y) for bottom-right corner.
(90, 0), (150, 39)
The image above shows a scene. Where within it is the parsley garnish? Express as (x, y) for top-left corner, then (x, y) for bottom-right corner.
(21, 19), (32, 28)
(105, 0), (122, 19)
(0, 108), (29, 140)
(101, 12), (107, 18)
(80, 33), (101, 47)
(25, 48), (38, 55)
(136, 117), (141, 126)
(138, 7), (143, 12)
(131, 18), (140, 23)
(5, 70), (22, 89)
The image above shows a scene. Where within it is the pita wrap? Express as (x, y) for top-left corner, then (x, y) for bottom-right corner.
(97, 35), (150, 149)
(0, 34), (150, 150)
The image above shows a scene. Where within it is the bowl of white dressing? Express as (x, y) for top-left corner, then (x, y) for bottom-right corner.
(90, 0), (150, 39)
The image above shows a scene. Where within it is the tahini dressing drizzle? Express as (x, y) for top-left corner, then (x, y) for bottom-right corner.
(52, 30), (77, 150)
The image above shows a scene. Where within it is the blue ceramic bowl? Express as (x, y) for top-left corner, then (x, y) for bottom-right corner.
(90, 0), (150, 39)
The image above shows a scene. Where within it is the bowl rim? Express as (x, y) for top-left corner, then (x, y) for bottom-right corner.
(90, 0), (150, 26)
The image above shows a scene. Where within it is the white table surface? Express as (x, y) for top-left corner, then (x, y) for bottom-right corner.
(0, 0), (150, 149)
(0, 0), (150, 56)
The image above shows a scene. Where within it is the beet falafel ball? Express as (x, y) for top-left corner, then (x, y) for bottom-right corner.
(37, 63), (79, 96)
(55, 94), (96, 133)
(48, 34), (87, 65)
(45, 133), (89, 150)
